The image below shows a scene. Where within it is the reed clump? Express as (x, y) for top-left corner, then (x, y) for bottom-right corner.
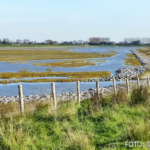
(0, 49), (115, 61)
(124, 54), (141, 66)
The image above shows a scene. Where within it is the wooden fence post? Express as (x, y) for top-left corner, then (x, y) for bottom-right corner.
(18, 85), (24, 113)
(137, 78), (140, 88)
(126, 78), (129, 94)
(51, 83), (56, 109)
(147, 77), (150, 88)
(113, 78), (116, 94)
(77, 81), (80, 103)
(96, 80), (99, 99)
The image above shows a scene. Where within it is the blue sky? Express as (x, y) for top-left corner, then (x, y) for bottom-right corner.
(0, 0), (150, 42)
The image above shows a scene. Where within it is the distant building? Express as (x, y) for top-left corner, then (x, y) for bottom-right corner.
(89, 37), (100, 44)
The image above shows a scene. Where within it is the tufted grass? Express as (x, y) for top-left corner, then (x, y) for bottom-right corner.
(124, 54), (141, 66)
(0, 86), (150, 149)
(0, 49), (115, 61)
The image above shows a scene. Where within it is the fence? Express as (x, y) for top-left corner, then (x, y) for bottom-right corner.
(0, 77), (150, 116)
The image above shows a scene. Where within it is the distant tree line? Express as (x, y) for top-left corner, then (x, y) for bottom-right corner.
(0, 37), (150, 46)
(0, 38), (59, 45)
(123, 38), (150, 45)
(0, 38), (89, 46)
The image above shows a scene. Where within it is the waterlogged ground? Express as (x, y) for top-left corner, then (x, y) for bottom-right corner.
(0, 47), (139, 75)
(0, 46), (139, 96)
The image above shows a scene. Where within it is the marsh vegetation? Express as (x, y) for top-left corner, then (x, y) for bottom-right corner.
(0, 78), (87, 84)
(0, 49), (115, 61)
(34, 59), (107, 67)
(0, 71), (111, 79)
(124, 54), (141, 66)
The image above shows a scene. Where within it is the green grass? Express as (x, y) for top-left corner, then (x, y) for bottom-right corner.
(0, 71), (111, 79)
(0, 86), (150, 149)
(124, 54), (141, 66)
(0, 49), (115, 61)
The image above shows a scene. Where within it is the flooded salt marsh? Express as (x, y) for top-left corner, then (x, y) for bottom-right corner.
(0, 47), (139, 75)
(0, 46), (140, 96)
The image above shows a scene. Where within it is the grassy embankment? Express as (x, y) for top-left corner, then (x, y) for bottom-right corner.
(0, 86), (150, 149)
(124, 54), (141, 66)
(34, 59), (107, 67)
(0, 49), (115, 61)
(0, 71), (111, 84)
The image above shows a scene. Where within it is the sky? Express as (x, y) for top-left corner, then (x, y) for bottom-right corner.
(0, 0), (150, 43)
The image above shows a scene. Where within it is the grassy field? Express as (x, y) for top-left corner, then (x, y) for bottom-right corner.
(0, 86), (150, 149)
(0, 71), (111, 79)
(34, 59), (107, 68)
(0, 49), (115, 61)
(124, 54), (141, 66)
